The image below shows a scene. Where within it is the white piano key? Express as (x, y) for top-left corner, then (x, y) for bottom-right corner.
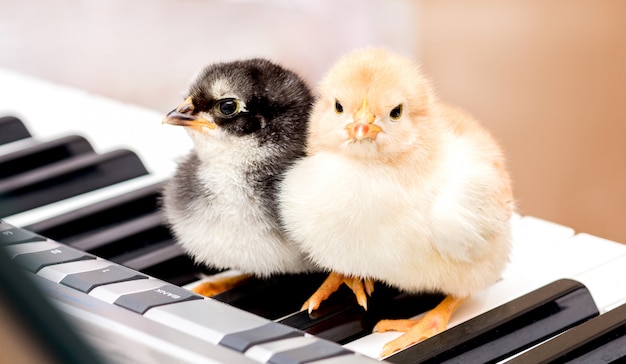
(0, 135), (39, 156)
(143, 299), (270, 345)
(245, 335), (318, 363)
(573, 245), (626, 312)
(309, 354), (382, 364)
(89, 278), (166, 303)
(504, 215), (575, 278)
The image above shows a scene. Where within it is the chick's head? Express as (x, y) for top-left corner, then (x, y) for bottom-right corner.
(308, 48), (438, 163)
(164, 59), (312, 159)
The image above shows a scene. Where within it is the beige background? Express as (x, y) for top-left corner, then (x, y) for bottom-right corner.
(1, 0), (623, 243)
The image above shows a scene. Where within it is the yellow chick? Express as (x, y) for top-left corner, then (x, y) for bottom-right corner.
(279, 48), (514, 357)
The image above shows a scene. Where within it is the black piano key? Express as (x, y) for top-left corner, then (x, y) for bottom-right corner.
(113, 284), (202, 314)
(508, 301), (626, 363)
(0, 135), (93, 179)
(60, 264), (148, 293)
(12, 245), (96, 273)
(25, 182), (164, 243)
(0, 149), (148, 217)
(219, 322), (304, 352)
(113, 240), (185, 271)
(0, 116), (31, 145)
(211, 273), (329, 321)
(139, 254), (205, 287)
(78, 221), (170, 260)
(0, 226), (46, 245)
(68, 212), (165, 252)
(386, 279), (599, 364)
(279, 285), (445, 344)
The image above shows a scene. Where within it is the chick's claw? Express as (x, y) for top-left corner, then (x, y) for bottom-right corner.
(376, 317), (442, 358)
(191, 274), (251, 297)
(301, 272), (374, 313)
(375, 295), (468, 358)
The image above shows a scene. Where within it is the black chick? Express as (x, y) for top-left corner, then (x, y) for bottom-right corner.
(161, 59), (315, 296)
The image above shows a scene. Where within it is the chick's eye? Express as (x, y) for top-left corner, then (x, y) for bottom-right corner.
(215, 99), (241, 117)
(334, 99), (344, 114)
(390, 104), (403, 120)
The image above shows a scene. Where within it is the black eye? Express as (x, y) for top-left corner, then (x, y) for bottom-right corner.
(390, 104), (403, 120)
(334, 99), (344, 114)
(215, 99), (241, 117)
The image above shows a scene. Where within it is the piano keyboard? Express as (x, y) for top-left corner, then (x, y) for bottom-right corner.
(2, 67), (626, 363)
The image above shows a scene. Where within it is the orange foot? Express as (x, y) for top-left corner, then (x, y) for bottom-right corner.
(374, 295), (468, 358)
(301, 272), (374, 313)
(191, 273), (251, 297)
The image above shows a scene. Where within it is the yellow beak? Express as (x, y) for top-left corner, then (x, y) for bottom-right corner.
(162, 97), (217, 130)
(345, 98), (382, 140)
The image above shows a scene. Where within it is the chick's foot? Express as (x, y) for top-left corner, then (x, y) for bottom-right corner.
(301, 272), (374, 313)
(191, 274), (251, 297)
(374, 295), (467, 358)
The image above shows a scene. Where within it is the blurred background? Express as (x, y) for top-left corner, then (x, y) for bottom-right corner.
(0, 0), (624, 243)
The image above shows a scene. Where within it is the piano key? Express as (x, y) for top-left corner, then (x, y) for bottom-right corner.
(113, 283), (202, 314)
(220, 322), (304, 352)
(0, 115), (30, 145)
(3, 239), (59, 258)
(265, 339), (353, 364)
(60, 264), (148, 293)
(507, 301), (626, 363)
(38, 259), (113, 282)
(0, 225), (46, 245)
(0, 149), (149, 217)
(144, 257), (203, 287)
(502, 232), (626, 288)
(0, 134), (94, 179)
(245, 336), (323, 363)
(84, 223), (180, 270)
(143, 298), (272, 345)
(306, 355), (382, 364)
(244, 336), (352, 364)
(67, 211), (165, 252)
(115, 240), (185, 271)
(89, 278), (167, 303)
(384, 279), (598, 363)
(11, 244), (96, 273)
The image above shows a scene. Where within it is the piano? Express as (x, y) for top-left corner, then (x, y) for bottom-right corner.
(1, 67), (626, 364)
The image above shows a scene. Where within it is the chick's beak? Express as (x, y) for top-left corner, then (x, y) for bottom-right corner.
(345, 98), (382, 141)
(162, 97), (216, 130)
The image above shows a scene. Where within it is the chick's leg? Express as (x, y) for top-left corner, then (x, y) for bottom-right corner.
(374, 295), (468, 358)
(302, 272), (374, 313)
(191, 274), (251, 297)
